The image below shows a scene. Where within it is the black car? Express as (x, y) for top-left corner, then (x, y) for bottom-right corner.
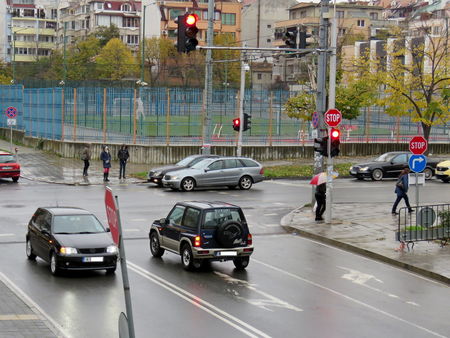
(349, 152), (440, 181)
(147, 154), (219, 186)
(26, 207), (118, 275)
(149, 201), (253, 271)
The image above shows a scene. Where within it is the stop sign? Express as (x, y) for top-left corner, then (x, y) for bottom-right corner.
(324, 109), (342, 127)
(409, 136), (427, 155)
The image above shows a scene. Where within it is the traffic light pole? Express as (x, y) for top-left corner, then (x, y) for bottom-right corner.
(237, 47), (246, 157)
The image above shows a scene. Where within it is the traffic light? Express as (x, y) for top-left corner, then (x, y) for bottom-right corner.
(314, 136), (328, 156)
(176, 13), (199, 53)
(233, 118), (240, 131)
(282, 28), (297, 48)
(330, 128), (341, 157)
(299, 31), (312, 49)
(243, 113), (251, 131)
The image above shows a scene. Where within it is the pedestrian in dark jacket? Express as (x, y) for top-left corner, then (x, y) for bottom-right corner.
(392, 168), (413, 215)
(81, 144), (91, 177)
(100, 146), (111, 182)
(315, 183), (326, 221)
(118, 144), (130, 179)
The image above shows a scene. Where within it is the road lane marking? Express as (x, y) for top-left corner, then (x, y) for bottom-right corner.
(0, 272), (68, 338)
(0, 314), (39, 320)
(0, 233), (15, 237)
(338, 266), (419, 306)
(130, 218), (147, 222)
(123, 229), (140, 232)
(252, 259), (446, 338)
(214, 271), (302, 312)
(263, 213), (278, 216)
(128, 262), (270, 338)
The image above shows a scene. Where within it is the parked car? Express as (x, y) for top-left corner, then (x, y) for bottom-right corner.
(349, 152), (440, 181)
(0, 151), (20, 182)
(26, 207), (118, 275)
(435, 160), (450, 182)
(149, 201), (253, 270)
(148, 154), (219, 186)
(161, 157), (264, 191)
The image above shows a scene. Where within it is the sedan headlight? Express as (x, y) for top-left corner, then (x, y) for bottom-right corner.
(60, 247), (78, 255)
(107, 245), (118, 254)
(360, 166), (369, 172)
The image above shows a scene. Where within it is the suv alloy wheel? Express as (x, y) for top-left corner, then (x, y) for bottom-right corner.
(181, 244), (202, 271)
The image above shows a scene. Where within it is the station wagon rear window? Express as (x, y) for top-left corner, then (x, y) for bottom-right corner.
(239, 159), (258, 167)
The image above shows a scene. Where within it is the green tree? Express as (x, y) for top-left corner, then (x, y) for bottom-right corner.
(96, 38), (137, 80)
(0, 60), (12, 84)
(93, 25), (120, 47)
(212, 34), (241, 88)
(141, 37), (177, 85)
(67, 36), (101, 80)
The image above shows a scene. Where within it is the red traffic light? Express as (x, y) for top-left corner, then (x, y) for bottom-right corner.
(185, 14), (198, 26)
(233, 118), (240, 131)
(331, 128), (340, 140)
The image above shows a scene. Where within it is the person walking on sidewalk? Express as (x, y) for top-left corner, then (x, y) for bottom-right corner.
(392, 168), (413, 215)
(118, 144), (129, 179)
(81, 144), (91, 177)
(100, 146), (112, 182)
(315, 183), (326, 221)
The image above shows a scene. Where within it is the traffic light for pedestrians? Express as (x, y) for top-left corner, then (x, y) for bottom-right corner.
(243, 113), (251, 131)
(299, 31), (311, 49)
(283, 28), (297, 49)
(176, 13), (199, 53)
(314, 136), (328, 156)
(330, 128), (341, 157)
(233, 118), (240, 131)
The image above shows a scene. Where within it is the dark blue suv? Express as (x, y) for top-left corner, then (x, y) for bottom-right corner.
(149, 201), (254, 270)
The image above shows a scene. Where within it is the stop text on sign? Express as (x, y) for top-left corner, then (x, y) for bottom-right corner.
(410, 142), (426, 150)
(324, 109), (342, 127)
(409, 136), (427, 155)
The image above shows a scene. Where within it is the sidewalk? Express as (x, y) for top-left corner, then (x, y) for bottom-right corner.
(281, 203), (450, 285)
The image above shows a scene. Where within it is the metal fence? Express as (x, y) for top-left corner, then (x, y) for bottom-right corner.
(1, 84), (449, 145)
(396, 204), (450, 249)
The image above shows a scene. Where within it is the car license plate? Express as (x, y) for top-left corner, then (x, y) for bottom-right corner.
(82, 257), (104, 263)
(1, 167), (12, 170)
(216, 251), (237, 257)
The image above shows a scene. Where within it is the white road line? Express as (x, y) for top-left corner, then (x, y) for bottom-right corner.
(263, 213), (278, 216)
(0, 233), (15, 237)
(0, 272), (68, 338)
(252, 259), (446, 338)
(130, 219), (147, 222)
(128, 262), (270, 338)
(123, 229), (140, 232)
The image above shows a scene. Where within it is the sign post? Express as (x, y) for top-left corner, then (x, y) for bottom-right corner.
(409, 136), (428, 207)
(5, 107), (17, 153)
(105, 187), (135, 338)
(324, 108), (342, 223)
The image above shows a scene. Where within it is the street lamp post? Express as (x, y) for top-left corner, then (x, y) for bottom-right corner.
(12, 31), (16, 84)
(140, 5), (147, 82)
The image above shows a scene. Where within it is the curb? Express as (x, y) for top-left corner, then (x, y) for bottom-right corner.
(281, 207), (450, 286)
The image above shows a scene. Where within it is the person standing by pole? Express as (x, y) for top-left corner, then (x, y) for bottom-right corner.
(100, 146), (111, 182)
(81, 144), (91, 177)
(118, 144), (129, 180)
(315, 182), (326, 221)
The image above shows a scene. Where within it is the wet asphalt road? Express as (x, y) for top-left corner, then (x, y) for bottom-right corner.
(0, 179), (449, 337)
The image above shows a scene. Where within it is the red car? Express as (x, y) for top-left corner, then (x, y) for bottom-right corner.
(0, 151), (20, 182)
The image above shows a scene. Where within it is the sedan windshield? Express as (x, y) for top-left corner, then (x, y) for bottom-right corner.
(374, 153), (396, 162)
(176, 156), (197, 166)
(0, 155), (15, 163)
(53, 215), (106, 234)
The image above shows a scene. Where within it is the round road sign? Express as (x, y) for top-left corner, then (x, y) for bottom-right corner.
(324, 108), (342, 127)
(409, 136), (427, 155)
(312, 112), (319, 129)
(5, 106), (17, 118)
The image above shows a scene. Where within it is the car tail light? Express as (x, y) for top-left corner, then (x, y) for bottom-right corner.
(194, 236), (201, 247)
(259, 167), (264, 175)
(247, 234), (252, 245)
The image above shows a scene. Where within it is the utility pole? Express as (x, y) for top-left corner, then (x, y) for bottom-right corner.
(201, 0), (215, 155)
(140, 5), (147, 82)
(237, 46), (246, 157)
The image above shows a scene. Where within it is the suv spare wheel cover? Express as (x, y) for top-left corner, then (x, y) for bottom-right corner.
(216, 221), (243, 248)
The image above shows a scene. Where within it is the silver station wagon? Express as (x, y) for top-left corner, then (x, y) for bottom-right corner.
(161, 157), (264, 191)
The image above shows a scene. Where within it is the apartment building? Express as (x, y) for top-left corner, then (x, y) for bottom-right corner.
(56, 0), (141, 50)
(4, 0), (58, 63)
(157, 0), (242, 46)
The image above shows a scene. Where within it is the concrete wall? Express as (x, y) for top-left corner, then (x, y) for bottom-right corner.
(1, 128), (449, 165)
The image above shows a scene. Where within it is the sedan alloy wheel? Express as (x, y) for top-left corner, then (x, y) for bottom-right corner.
(26, 239), (36, 260)
(371, 169), (383, 181)
(239, 176), (253, 190)
(181, 177), (195, 192)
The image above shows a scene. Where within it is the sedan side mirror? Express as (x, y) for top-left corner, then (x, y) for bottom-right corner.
(204, 168), (210, 172)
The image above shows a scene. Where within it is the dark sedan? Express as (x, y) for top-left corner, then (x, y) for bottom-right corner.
(349, 152), (440, 181)
(26, 207), (118, 275)
(148, 154), (219, 186)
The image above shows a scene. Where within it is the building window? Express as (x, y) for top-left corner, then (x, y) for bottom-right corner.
(222, 13), (235, 25)
(267, 24), (271, 28)
(123, 17), (139, 27)
(168, 30), (176, 38)
(267, 38), (271, 43)
(336, 11), (344, 19)
(338, 28), (346, 35)
(121, 4), (131, 12)
(300, 10), (307, 18)
(357, 20), (365, 27)
(169, 8), (185, 20)
(126, 35), (139, 45)
(370, 12), (378, 20)
(432, 26), (440, 35)
(97, 3), (103, 10)
(257, 73), (262, 80)
(23, 9), (34, 17)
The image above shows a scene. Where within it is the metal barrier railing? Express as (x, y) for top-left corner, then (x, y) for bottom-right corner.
(396, 204), (450, 250)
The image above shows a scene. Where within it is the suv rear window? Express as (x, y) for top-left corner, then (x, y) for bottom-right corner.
(203, 208), (243, 229)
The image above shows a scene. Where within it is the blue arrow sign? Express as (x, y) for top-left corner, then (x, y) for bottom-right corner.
(409, 154), (427, 173)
